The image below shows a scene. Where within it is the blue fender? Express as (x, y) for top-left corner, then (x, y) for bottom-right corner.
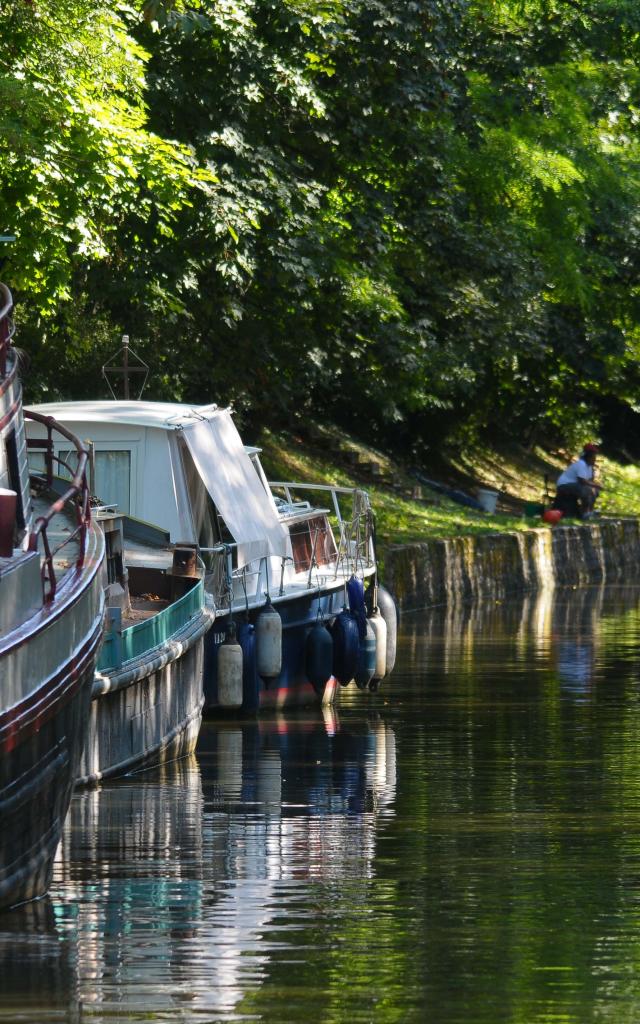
(354, 620), (377, 690)
(347, 574), (368, 640)
(238, 620), (260, 713)
(305, 623), (333, 696)
(331, 608), (360, 685)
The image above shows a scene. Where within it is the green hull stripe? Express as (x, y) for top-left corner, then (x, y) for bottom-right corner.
(97, 579), (204, 671)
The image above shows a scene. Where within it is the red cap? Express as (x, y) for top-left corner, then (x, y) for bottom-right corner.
(583, 442), (599, 453)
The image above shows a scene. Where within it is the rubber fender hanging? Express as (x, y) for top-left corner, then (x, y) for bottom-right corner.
(331, 608), (360, 685)
(305, 623), (333, 696)
(256, 600), (282, 678)
(238, 620), (260, 713)
(347, 574), (367, 640)
(354, 620), (377, 689)
(217, 622), (243, 708)
(368, 608), (388, 682)
(377, 585), (398, 676)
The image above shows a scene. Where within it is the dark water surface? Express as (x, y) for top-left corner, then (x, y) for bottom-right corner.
(3, 586), (640, 1023)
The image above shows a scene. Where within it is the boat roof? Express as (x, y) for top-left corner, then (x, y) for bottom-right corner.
(27, 400), (262, 454)
(29, 400), (221, 428)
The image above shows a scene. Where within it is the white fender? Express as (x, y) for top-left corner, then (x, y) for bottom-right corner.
(217, 631), (243, 707)
(369, 608), (388, 681)
(256, 600), (282, 678)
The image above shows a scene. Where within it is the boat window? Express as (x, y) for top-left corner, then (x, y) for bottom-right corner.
(59, 448), (131, 514)
(289, 514), (337, 572)
(177, 433), (230, 550)
(249, 452), (270, 494)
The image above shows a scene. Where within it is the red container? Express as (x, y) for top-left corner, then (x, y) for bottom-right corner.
(0, 488), (17, 557)
(542, 508), (563, 525)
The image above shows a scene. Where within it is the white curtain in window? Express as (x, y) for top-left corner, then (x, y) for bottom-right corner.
(94, 451), (131, 513)
(59, 448), (131, 513)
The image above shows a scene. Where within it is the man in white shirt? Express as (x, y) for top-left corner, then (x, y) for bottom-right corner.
(554, 443), (602, 519)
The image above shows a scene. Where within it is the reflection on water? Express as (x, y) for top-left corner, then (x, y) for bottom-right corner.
(199, 711), (396, 883)
(0, 899), (80, 1023)
(0, 713), (395, 1022)
(4, 585), (640, 1022)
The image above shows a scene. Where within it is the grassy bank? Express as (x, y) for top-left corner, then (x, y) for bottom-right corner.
(256, 425), (640, 557)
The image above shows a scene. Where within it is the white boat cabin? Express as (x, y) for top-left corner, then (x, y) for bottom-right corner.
(26, 402), (374, 609)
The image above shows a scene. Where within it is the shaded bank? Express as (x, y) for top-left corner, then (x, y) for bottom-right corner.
(385, 518), (640, 611)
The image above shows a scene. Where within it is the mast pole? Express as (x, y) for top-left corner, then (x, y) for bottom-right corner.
(122, 335), (130, 400)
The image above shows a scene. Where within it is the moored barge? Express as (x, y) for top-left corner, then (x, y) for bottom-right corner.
(0, 284), (104, 908)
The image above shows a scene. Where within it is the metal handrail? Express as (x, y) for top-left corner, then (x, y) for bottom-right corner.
(24, 410), (92, 603)
(269, 481), (366, 495)
(202, 543), (268, 611)
(0, 286), (91, 602)
(269, 480), (375, 573)
(269, 479), (371, 526)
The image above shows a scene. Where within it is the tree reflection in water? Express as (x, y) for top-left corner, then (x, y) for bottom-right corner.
(4, 586), (640, 1023)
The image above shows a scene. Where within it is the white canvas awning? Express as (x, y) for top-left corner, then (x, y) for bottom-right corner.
(181, 412), (290, 568)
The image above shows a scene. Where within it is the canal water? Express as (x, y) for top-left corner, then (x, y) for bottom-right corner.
(2, 584), (640, 1023)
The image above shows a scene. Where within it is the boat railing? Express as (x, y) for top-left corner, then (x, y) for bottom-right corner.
(203, 529), (375, 615)
(201, 543), (234, 611)
(201, 481), (376, 611)
(0, 283), (16, 378)
(24, 410), (92, 602)
(202, 542), (260, 612)
(201, 544), (277, 611)
(268, 480), (375, 573)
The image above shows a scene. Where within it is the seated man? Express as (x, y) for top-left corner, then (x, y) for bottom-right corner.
(554, 443), (602, 519)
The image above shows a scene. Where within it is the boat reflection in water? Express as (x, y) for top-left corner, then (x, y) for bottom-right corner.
(0, 713), (395, 1022)
(199, 711), (396, 882)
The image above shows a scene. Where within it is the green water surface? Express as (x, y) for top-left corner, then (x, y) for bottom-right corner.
(2, 585), (640, 1023)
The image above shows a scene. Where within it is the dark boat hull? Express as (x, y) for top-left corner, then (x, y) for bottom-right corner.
(203, 584), (348, 712)
(0, 615), (103, 907)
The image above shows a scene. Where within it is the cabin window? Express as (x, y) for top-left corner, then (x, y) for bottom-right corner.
(93, 451), (131, 513)
(289, 515), (337, 572)
(249, 452), (271, 494)
(58, 448), (131, 514)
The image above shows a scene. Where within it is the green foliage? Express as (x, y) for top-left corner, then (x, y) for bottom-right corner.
(3, 0), (640, 464)
(0, 1), (208, 316)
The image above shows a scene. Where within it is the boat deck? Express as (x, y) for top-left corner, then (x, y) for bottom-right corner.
(31, 491), (84, 587)
(123, 595), (170, 627)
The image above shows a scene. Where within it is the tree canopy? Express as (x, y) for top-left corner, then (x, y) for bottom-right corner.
(2, 0), (640, 455)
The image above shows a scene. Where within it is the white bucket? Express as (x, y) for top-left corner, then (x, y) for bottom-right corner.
(477, 488), (499, 514)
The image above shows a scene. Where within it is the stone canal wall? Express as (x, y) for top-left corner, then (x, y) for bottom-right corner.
(384, 518), (640, 611)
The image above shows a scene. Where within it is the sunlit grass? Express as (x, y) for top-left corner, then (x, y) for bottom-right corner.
(255, 427), (640, 558)
(598, 459), (640, 516)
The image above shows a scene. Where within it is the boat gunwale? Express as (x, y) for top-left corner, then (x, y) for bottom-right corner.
(0, 516), (104, 660)
(95, 595), (213, 685)
(0, 611), (104, 752)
